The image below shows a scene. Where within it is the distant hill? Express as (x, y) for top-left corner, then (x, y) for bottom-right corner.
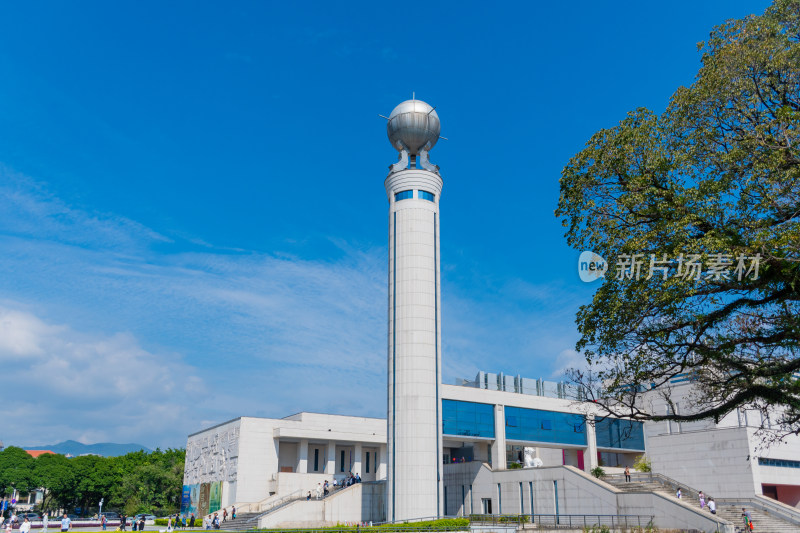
(22, 440), (152, 457)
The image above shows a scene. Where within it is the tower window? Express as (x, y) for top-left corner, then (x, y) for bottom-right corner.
(419, 191), (435, 202)
(395, 190), (413, 201)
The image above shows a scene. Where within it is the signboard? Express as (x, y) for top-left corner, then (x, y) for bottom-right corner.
(180, 484), (199, 516)
(198, 483), (211, 517)
(208, 482), (222, 514)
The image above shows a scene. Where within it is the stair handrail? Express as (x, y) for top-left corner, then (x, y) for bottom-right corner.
(608, 471), (800, 528)
(605, 471), (704, 502)
(715, 495), (800, 526)
(242, 488), (306, 522)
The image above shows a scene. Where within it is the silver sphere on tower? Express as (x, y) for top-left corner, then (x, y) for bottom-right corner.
(387, 99), (441, 154)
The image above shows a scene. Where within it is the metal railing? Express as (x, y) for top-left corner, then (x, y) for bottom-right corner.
(605, 471), (703, 501)
(242, 489), (306, 523)
(716, 495), (800, 526)
(468, 513), (655, 529)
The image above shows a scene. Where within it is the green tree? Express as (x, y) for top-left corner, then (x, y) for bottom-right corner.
(557, 0), (800, 437)
(33, 453), (75, 512)
(0, 447), (36, 496)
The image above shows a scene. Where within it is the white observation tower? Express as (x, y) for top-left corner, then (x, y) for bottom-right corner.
(384, 98), (444, 521)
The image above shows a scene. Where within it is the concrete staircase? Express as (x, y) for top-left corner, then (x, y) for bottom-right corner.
(214, 513), (260, 531)
(605, 474), (799, 533)
(605, 478), (676, 499)
(716, 505), (798, 533)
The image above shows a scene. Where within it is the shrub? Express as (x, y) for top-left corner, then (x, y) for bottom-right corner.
(633, 455), (652, 473)
(591, 466), (606, 478)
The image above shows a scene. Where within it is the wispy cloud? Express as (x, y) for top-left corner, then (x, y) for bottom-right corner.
(0, 166), (582, 448)
(0, 303), (202, 446)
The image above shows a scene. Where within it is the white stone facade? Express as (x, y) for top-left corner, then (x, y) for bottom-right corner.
(184, 413), (387, 508)
(385, 168), (444, 521)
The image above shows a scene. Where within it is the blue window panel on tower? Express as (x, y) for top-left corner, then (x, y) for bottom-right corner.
(442, 399), (495, 438)
(419, 191), (435, 202)
(595, 418), (645, 450)
(395, 190), (414, 201)
(504, 406), (587, 446)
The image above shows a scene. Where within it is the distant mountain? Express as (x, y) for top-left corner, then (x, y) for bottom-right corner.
(22, 440), (152, 457)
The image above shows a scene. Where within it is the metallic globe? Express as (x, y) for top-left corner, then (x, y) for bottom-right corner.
(387, 99), (440, 155)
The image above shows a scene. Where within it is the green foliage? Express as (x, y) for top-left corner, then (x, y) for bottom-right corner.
(507, 462), (523, 469)
(0, 447), (36, 495)
(556, 0), (800, 437)
(633, 455), (652, 473)
(582, 526), (611, 533)
(266, 519), (471, 532)
(590, 466), (606, 478)
(0, 446), (185, 517)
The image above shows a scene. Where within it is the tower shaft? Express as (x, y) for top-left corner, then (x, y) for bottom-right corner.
(386, 168), (443, 521)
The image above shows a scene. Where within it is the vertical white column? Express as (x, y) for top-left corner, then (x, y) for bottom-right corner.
(353, 443), (363, 477)
(491, 405), (506, 470)
(378, 444), (387, 480)
(386, 168), (444, 521)
(585, 415), (598, 471)
(326, 441), (337, 475)
(298, 439), (309, 474)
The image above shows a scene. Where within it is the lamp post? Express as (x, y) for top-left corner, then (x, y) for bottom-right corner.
(99, 498), (104, 518)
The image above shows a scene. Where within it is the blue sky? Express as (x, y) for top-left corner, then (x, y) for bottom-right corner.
(0, 1), (771, 449)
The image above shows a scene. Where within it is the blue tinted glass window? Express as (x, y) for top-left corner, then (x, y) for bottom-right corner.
(504, 406), (586, 446)
(758, 457), (800, 468)
(595, 418), (645, 450)
(395, 190), (413, 201)
(419, 191), (435, 202)
(443, 400), (495, 438)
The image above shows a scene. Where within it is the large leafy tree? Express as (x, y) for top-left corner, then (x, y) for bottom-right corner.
(0, 447), (184, 516)
(556, 0), (800, 437)
(0, 447), (36, 496)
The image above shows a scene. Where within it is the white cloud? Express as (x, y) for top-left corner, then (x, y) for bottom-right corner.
(0, 166), (586, 448)
(0, 305), (203, 446)
(549, 348), (588, 378)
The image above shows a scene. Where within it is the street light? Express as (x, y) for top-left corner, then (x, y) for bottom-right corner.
(99, 498), (104, 518)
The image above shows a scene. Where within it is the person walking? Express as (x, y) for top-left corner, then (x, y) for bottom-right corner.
(121, 515), (127, 532)
(699, 491), (706, 509)
(222, 509), (227, 523)
(189, 514), (195, 528)
(231, 507), (235, 520)
(101, 515), (107, 531)
(42, 514), (49, 533)
(138, 516), (145, 531)
(624, 466), (631, 482)
(60, 514), (71, 533)
(20, 518), (31, 533)
(676, 488), (682, 499)
(742, 508), (753, 531)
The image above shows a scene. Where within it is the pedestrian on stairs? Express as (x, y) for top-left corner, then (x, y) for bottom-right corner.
(742, 508), (753, 531)
(708, 498), (716, 515)
(699, 491), (705, 509)
(624, 466), (630, 482)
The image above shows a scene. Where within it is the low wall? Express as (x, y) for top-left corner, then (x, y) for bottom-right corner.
(444, 463), (733, 533)
(259, 482), (386, 528)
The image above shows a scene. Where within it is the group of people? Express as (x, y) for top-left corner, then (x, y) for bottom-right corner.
(1, 513), (66, 533)
(306, 474), (363, 501)
(674, 488), (717, 514)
